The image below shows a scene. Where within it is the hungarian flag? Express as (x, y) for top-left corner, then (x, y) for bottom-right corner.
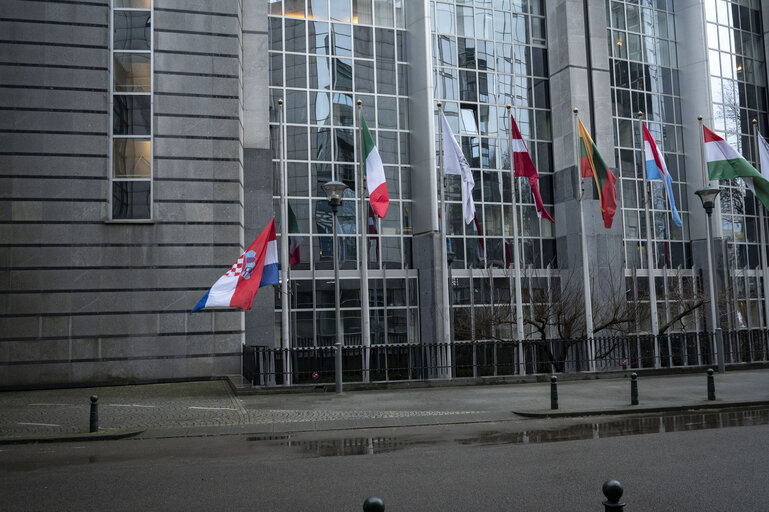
(510, 114), (554, 222)
(705, 125), (769, 210)
(192, 219), (279, 312)
(578, 119), (617, 228)
(643, 123), (682, 227)
(288, 204), (302, 268)
(361, 115), (389, 218)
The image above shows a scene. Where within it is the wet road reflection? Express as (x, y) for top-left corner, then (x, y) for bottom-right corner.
(265, 407), (769, 458)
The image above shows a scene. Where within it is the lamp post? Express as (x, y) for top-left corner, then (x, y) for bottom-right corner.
(323, 180), (348, 393)
(695, 187), (725, 372)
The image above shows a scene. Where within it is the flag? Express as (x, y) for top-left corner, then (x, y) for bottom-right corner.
(510, 114), (554, 222)
(473, 213), (485, 262)
(705, 125), (769, 211)
(643, 123), (682, 227)
(361, 115), (389, 218)
(288, 204), (303, 268)
(758, 130), (769, 181)
(192, 219), (279, 312)
(578, 119), (618, 228)
(440, 110), (476, 224)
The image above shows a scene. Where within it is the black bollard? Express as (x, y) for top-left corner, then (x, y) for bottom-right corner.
(630, 372), (638, 406)
(602, 480), (625, 511)
(89, 395), (99, 433)
(707, 368), (716, 401)
(550, 375), (558, 410)
(363, 497), (384, 512)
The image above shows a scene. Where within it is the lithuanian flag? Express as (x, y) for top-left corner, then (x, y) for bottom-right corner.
(578, 119), (617, 229)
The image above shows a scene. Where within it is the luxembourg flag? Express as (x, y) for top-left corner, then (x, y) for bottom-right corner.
(192, 219), (279, 312)
(361, 114), (389, 218)
(642, 123), (682, 227)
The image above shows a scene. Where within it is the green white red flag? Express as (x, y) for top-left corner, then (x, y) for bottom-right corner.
(361, 115), (389, 218)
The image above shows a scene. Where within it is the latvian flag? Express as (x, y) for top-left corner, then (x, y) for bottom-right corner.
(361, 114), (389, 218)
(192, 219), (279, 312)
(288, 204), (303, 268)
(578, 118), (618, 228)
(705, 125), (769, 211)
(510, 114), (554, 223)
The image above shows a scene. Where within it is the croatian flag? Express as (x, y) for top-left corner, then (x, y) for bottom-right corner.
(192, 219), (279, 312)
(643, 123), (682, 227)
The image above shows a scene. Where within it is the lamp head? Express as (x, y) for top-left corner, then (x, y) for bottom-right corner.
(322, 180), (348, 213)
(695, 187), (721, 215)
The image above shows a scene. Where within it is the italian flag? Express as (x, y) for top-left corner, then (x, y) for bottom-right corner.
(705, 125), (769, 211)
(288, 203), (302, 268)
(578, 119), (617, 229)
(361, 115), (389, 218)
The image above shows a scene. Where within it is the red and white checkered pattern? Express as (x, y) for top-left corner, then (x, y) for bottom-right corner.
(224, 254), (245, 277)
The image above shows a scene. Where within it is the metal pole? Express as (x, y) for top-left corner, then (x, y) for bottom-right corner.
(753, 119), (769, 329)
(357, 100), (371, 383)
(333, 205), (343, 393)
(638, 113), (660, 368)
(438, 103), (452, 378)
(575, 109), (595, 371)
(507, 105), (526, 375)
(278, 99), (292, 386)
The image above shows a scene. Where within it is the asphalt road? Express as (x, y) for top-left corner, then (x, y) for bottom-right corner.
(1, 414), (768, 511)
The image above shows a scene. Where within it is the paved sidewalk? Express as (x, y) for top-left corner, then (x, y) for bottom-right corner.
(1, 369), (767, 443)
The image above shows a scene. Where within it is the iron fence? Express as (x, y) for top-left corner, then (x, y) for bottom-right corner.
(242, 329), (769, 386)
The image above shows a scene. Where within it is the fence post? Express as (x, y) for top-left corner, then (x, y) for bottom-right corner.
(550, 375), (558, 410)
(89, 395), (99, 433)
(630, 373), (638, 406)
(707, 368), (716, 401)
(602, 480), (625, 511)
(363, 497), (384, 512)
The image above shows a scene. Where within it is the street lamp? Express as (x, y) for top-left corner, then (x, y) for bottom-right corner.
(322, 180), (348, 393)
(695, 187), (725, 372)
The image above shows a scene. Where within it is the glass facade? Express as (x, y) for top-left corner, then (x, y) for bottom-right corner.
(705, 0), (768, 328)
(268, 0), (419, 347)
(432, 0), (556, 342)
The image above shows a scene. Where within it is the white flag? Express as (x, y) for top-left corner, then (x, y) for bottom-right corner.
(759, 131), (769, 182)
(440, 110), (475, 224)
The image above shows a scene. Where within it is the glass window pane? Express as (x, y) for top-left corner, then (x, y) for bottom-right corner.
(330, 0), (351, 22)
(309, 0), (329, 20)
(113, 11), (151, 51)
(113, 95), (150, 135)
(354, 0), (373, 24)
(112, 181), (151, 219)
(115, 0), (150, 6)
(113, 139), (151, 178)
(113, 54), (150, 92)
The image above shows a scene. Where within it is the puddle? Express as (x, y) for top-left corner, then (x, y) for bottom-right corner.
(259, 407), (769, 458)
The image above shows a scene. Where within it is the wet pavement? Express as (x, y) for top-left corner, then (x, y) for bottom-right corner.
(1, 368), (768, 443)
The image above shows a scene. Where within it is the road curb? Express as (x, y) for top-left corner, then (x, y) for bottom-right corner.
(513, 400), (769, 418)
(0, 429), (145, 445)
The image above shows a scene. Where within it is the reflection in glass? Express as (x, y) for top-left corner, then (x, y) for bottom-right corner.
(113, 54), (150, 92)
(354, 0), (373, 25)
(113, 95), (150, 135)
(112, 181), (151, 219)
(113, 139), (151, 178)
(113, 12), (151, 51)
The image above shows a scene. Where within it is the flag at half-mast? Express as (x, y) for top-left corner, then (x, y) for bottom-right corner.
(288, 204), (303, 268)
(578, 119), (618, 228)
(643, 123), (682, 227)
(440, 110), (476, 224)
(510, 113), (554, 223)
(192, 219), (279, 312)
(361, 114), (389, 218)
(705, 125), (769, 211)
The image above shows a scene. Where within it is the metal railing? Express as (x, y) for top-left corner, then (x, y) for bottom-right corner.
(243, 329), (769, 386)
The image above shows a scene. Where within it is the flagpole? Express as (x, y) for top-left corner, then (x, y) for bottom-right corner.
(357, 99), (371, 383)
(378, 216), (388, 348)
(638, 111), (660, 368)
(278, 98), (292, 386)
(753, 118), (769, 328)
(438, 102), (452, 378)
(574, 108), (595, 371)
(507, 105), (526, 375)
